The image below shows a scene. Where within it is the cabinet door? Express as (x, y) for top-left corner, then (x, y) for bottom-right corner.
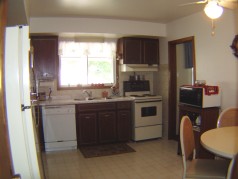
(143, 39), (159, 65)
(117, 110), (132, 142)
(31, 36), (58, 79)
(123, 38), (142, 64)
(77, 113), (97, 145)
(98, 111), (117, 143)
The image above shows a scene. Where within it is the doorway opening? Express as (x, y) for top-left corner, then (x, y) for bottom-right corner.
(168, 36), (196, 140)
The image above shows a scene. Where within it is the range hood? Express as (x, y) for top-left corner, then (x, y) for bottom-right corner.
(120, 64), (158, 72)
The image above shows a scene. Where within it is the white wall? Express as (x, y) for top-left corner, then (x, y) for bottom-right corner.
(166, 10), (238, 110)
(30, 17), (167, 37)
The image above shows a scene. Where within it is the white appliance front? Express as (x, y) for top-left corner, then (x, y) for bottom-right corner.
(134, 100), (162, 127)
(134, 125), (162, 141)
(42, 105), (77, 151)
(5, 26), (43, 179)
(133, 100), (162, 141)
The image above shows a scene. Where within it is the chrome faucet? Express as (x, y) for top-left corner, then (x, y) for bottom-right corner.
(48, 88), (52, 100)
(83, 90), (92, 98)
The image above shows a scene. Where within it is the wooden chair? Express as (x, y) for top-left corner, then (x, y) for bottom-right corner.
(180, 116), (230, 179)
(227, 153), (238, 179)
(217, 107), (238, 128)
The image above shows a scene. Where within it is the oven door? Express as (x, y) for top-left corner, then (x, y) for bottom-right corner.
(134, 100), (162, 127)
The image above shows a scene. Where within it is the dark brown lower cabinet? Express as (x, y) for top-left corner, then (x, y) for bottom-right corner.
(117, 110), (132, 142)
(178, 104), (220, 159)
(117, 101), (132, 142)
(77, 113), (97, 145)
(98, 111), (117, 143)
(76, 101), (132, 146)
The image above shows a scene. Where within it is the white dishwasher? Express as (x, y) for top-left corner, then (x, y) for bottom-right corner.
(42, 105), (77, 152)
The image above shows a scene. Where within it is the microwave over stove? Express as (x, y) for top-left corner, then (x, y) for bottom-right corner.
(179, 86), (221, 108)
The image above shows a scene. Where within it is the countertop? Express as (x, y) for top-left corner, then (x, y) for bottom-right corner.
(34, 96), (134, 106)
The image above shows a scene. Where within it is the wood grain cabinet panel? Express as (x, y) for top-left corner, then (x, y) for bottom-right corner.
(143, 39), (159, 65)
(117, 101), (132, 141)
(98, 111), (117, 143)
(117, 110), (132, 142)
(31, 36), (58, 79)
(76, 101), (132, 146)
(77, 113), (97, 145)
(121, 38), (142, 64)
(117, 37), (159, 65)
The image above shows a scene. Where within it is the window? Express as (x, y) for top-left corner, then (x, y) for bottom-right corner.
(58, 39), (116, 88)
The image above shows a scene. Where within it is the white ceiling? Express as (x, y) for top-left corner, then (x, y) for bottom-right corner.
(29, 0), (205, 23)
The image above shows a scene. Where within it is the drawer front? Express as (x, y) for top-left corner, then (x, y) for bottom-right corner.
(117, 101), (132, 109)
(77, 102), (116, 112)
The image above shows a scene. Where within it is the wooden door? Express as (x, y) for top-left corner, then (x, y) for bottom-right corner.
(0, 0), (14, 178)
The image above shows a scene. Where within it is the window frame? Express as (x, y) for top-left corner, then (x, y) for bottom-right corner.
(57, 40), (118, 90)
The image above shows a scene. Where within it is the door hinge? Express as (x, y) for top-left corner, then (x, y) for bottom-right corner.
(21, 104), (31, 111)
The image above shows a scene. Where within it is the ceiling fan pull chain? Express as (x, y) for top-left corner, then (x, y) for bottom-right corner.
(211, 19), (215, 36)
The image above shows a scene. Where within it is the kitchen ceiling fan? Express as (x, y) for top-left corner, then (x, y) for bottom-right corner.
(181, 0), (237, 35)
(181, 0), (238, 19)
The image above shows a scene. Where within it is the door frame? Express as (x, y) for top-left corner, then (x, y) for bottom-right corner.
(168, 36), (196, 140)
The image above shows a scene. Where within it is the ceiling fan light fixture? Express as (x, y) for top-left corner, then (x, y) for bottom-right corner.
(204, 1), (223, 19)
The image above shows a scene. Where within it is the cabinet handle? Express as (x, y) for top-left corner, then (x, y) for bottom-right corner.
(85, 116), (90, 119)
(104, 114), (110, 117)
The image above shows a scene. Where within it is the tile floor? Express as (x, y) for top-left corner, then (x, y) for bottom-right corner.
(42, 139), (183, 179)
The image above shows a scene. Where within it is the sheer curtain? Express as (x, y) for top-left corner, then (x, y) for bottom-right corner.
(59, 39), (116, 58)
(58, 38), (116, 87)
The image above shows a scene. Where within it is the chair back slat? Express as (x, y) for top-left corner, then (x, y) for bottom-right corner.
(180, 116), (195, 160)
(217, 108), (238, 128)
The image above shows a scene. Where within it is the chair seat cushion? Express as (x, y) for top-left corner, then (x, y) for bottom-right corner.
(186, 159), (230, 179)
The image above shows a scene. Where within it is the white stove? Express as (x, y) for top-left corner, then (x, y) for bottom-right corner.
(123, 81), (163, 141)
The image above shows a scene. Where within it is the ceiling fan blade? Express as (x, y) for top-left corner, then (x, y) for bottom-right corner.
(179, 0), (208, 6)
(219, 1), (238, 9)
(220, 0), (237, 2)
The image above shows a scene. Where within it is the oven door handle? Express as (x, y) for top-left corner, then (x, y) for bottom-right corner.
(135, 100), (162, 103)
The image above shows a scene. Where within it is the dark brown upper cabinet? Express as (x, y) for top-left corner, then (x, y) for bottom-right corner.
(30, 36), (58, 80)
(117, 37), (159, 65)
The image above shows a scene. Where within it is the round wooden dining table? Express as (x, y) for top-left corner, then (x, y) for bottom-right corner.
(201, 126), (238, 159)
